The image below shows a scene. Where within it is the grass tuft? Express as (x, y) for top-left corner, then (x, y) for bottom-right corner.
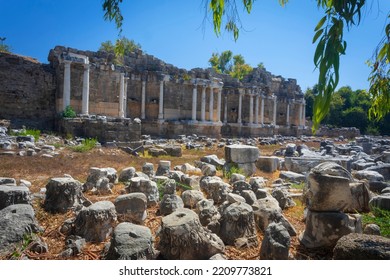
(70, 138), (98, 153)
(362, 207), (390, 237)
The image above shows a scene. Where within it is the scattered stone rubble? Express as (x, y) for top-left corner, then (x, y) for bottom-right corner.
(2, 131), (390, 260)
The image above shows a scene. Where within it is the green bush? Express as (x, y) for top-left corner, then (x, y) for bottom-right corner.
(62, 106), (76, 118)
(70, 138), (97, 153)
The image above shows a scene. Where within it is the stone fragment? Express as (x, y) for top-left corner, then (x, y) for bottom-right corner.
(279, 171), (306, 183)
(0, 204), (42, 256)
(119, 167), (136, 182)
(74, 201), (117, 242)
(181, 190), (204, 209)
(195, 199), (221, 228)
(0, 185), (31, 210)
(105, 222), (156, 260)
(299, 210), (362, 249)
(200, 154), (225, 168)
(0, 177), (16, 185)
(260, 222), (290, 260)
(255, 156), (280, 173)
(253, 197), (297, 236)
(353, 170), (384, 182)
(306, 162), (370, 212)
(157, 208), (225, 259)
(241, 190), (257, 205)
(115, 193), (147, 224)
(363, 224), (381, 236)
(126, 177), (159, 206)
(369, 195), (390, 211)
(156, 160), (171, 176)
(44, 177), (90, 213)
(200, 177), (231, 204)
(219, 202), (258, 247)
(201, 163), (217, 177)
(142, 163), (155, 177)
(271, 187), (296, 210)
(333, 233), (390, 260)
(159, 194), (184, 216)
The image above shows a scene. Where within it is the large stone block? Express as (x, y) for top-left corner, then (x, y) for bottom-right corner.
(306, 163), (370, 212)
(256, 156), (280, 173)
(114, 193), (147, 224)
(225, 144), (260, 164)
(299, 210), (362, 249)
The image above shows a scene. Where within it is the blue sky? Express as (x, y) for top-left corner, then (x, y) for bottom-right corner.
(1, 0), (389, 91)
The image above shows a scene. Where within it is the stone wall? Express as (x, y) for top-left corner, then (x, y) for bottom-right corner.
(0, 52), (56, 130)
(58, 117), (141, 143)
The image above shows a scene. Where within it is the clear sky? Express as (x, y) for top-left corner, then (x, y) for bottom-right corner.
(1, 0), (389, 91)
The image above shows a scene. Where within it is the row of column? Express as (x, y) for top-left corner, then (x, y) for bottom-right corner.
(191, 84), (223, 123)
(63, 60), (128, 118)
(63, 62), (306, 127)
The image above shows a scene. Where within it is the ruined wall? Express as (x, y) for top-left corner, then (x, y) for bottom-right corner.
(0, 52), (56, 129)
(58, 117), (141, 143)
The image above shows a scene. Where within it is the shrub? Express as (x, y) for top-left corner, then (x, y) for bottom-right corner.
(70, 138), (98, 153)
(62, 106), (76, 118)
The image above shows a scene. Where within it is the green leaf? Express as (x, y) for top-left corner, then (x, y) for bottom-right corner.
(315, 16), (327, 31)
(313, 29), (324, 43)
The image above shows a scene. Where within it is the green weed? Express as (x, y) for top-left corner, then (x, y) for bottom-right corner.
(362, 207), (390, 237)
(70, 138), (98, 153)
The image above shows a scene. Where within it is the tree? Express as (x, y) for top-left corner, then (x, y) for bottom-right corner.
(209, 50), (233, 73)
(208, 51), (252, 80)
(99, 37), (141, 55)
(98, 36), (141, 65)
(0, 37), (11, 53)
(102, 1), (389, 132)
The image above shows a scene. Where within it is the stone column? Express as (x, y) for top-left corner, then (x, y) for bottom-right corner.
(63, 60), (71, 110)
(81, 63), (90, 115)
(201, 85), (206, 122)
(260, 95), (264, 125)
(158, 80), (164, 121)
(192, 83), (198, 122)
(302, 101), (306, 127)
(237, 90), (243, 124)
(286, 101), (290, 126)
(216, 87), (222, 123)
(209, 86), (214, 122)
(124, 77), (129, 118)
(273, 95), (277, 126)
(224, 94), (228, 124)
(255, 95), (259, 125)
(119, 73), (125, 118)
(298, 102), (303, 127)
(141, 80), (146, 119)
(249, 94), (254, 124)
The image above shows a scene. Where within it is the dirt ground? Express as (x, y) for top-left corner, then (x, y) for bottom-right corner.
(0, 140), (329, 260)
